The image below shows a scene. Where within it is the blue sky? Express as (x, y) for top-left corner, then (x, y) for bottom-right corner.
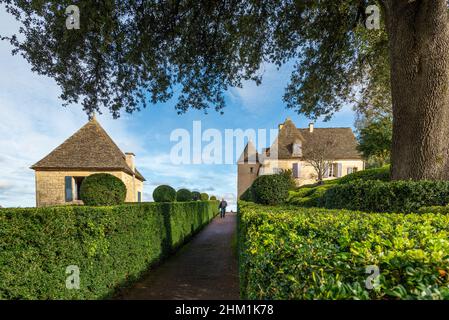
(0, 6), (356, 209)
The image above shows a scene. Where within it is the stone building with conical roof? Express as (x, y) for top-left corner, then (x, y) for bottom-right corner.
(237, 118), (365, 198)
(31, 117), (145, 207)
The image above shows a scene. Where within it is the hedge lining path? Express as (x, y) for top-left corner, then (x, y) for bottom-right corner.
(116, 213), (239, 300)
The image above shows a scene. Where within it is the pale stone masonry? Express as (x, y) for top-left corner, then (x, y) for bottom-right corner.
(31, 117), (145, 207)
(237, 118), (365, 198)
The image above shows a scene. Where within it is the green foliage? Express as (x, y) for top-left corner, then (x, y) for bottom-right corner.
(152, 185), (176, 202)
(1, 1), (389, 119)
(210, 196), (217, 201)
(80, 173), (126, 206)
(287, 185), (333, 207)
(240, 187), (255, 202)
(337, 166), (390, 184)
(323, 180), (449, 213)
(417, 206), (449, 215)
(0, 201), (217, 299)
(286, 167), (391, 208)
(238, 202), (449, 300)
(176, 189), (192, 202)
(357, 117), (392, 165)
(200, 193), (209, 201)
(279, 169), (296, 190)
(252, 174), (289, 205)
(290, 187), (315, 198)
(192, 191), (201, 201)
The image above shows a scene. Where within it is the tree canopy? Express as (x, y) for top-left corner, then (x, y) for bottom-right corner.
(357, 117), (392, 167)
(1, 0), (389, 120)
(2, 0), (449, 180)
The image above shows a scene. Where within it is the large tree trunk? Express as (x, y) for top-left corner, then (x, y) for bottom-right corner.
(386, 0), (449, 180)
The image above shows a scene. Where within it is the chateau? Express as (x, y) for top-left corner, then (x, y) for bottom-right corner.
(237, 118), (364, 198)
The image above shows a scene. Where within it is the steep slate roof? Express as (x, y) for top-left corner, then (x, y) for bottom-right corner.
(31, 118), (146, 181)
(298, 127), (362, 160)
(263, 119), (362, 160)
(269, 118), (306, 159)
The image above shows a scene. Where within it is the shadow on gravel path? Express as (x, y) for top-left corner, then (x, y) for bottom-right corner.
(116, 213), (239, 300)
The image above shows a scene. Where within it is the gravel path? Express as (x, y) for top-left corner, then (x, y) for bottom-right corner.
(116, 213), (239, 300)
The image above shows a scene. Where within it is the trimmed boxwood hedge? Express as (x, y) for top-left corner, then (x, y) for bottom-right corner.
(322, 180), (449, 213)
(417, 205), (449, 214)
(176, 189), (192, 202)
(0, 201), (218, 299)
(192, 191), (201, 201)
(153, 185), (177, 202)
(80, 173), (127, 206)
(337, 165), (390, 184)
(238, 201), (449, 300)
(240, 187), (255, 202)
(287, 185), (333, 207)
(251, 174), (289, 205)
(200, 193), (209, 201)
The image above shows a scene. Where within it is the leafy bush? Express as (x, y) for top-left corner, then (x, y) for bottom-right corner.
(240, 187), (255, 202)
(192, 191), (201, 201)
(210, 196), (217, 200)
(152, 185), (176, 202)
(238, 201), (449, 300)
(80, 173), (127, 206)
(287, 185), (333, 207)
(323, 180), (449, 213)
(417, 205), (449, 214)
(252, 174), (289, 205)
(200, 193), (209, 201)
(0, 201), (217, 299)
(176, 189), (192, 202)
(280, 169), (297, 190)
(289, 187), (314, 198)
(337, 165), (390, 184)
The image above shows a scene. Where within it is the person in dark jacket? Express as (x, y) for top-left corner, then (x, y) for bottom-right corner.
(218, 198), (227, 218)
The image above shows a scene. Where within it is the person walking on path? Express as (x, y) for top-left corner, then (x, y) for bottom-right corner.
(218, 198), (227, 219)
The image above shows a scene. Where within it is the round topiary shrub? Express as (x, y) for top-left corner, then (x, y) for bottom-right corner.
(252, 174), (289, 205)
(153, 185), (176, 202)
(80, 173), (127, 206)
(200, 193), (209, 201)
(210, 196), (217, 200)
(176, 188), (192, 202)
(192, 191), (201, 201)
(240, 186), (255, 202)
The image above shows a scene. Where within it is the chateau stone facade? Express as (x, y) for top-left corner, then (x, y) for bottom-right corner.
(31, 117), (145, 207)
(237, 118), (365, 198)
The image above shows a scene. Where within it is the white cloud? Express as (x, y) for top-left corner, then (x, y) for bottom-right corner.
(0, 8), (151, 207)
(137, 152), (236, 208)
(228, 62), (293, 114)
(0, 6), (236, 210)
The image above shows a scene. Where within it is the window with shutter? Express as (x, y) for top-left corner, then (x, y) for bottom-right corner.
(65, 176), (73, 202)
(138, 192), (142, 203)
(292, 163), (300, 178)
(337, 163), (343, 177)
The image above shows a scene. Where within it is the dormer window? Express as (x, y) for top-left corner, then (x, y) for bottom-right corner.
(292, 143), (302, 157)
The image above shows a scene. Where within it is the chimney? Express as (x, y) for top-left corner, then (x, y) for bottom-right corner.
(309, 123), (314, 133)
(125, 152), (135, 172)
